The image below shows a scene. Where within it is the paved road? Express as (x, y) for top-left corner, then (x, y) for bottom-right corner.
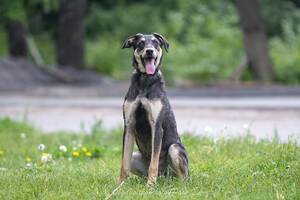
(0, 96), (299, 142)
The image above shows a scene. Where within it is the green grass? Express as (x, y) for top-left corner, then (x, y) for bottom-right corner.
(0, 118), (299, 200)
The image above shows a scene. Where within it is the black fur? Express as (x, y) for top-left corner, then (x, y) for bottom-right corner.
(125, 66), (188, 174)
(121, 33), (189, 180)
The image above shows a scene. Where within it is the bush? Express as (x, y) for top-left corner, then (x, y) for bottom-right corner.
(86, 2), (244, 84)
(271, 20), (300, 84)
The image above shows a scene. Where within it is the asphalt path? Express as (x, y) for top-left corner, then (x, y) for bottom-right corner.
(0, 96), (299, 142)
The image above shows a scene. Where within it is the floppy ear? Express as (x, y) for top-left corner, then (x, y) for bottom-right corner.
(121, 33), (143, 49)
(153, 32), (170, 52)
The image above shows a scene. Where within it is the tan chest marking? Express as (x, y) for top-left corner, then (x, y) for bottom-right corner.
(123, 99), (140, 126)
(123, 98), (163, 127)
(140, 98), (163, 125)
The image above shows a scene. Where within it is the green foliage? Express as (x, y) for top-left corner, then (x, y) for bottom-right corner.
(1, 0), (300, 84)
(0, 1), (26, 23)
(0, 118), (299, 199)
(0, 27), (8, 56)
(85, 2), (244, 83)
(261, 0), (300, 37)
(86, 37), (132, 79)
(86, 4), (165, 39)
(271, 19), (300, 84)
(33, 33), (56, 65)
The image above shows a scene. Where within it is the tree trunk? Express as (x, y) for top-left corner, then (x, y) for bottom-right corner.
(56, 0), (86, 69)
(235, 0), (275, 83)
(5, 20), (28, 58)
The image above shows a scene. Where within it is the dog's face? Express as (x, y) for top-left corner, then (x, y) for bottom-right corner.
(121, 33), (169, 75)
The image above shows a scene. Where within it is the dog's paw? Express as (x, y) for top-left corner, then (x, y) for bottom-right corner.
(146, 176), (157, 186)
(117, 175), (127, 185)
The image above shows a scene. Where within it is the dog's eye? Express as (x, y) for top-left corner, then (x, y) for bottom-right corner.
(152, 40), (159, 48)
(137, 41), (145, 49)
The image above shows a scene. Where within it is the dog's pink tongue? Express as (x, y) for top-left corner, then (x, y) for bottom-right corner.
(145, 59), (156, 75)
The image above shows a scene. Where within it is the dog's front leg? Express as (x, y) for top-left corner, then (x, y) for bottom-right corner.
(119, 127), (135, 184)
(147, 125), (163, 186)
(119, 100), (138, 184)
(140, 98), (163, 186)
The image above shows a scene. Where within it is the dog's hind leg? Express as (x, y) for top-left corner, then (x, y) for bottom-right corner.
(130, 151), (148, 177)
(168, 143), (189, 178)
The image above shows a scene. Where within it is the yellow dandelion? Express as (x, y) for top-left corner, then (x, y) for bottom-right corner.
(0, 150), (4, 156)
(81, 147), (88, 153)
(26, 157), (32, 162)
(42, 153), (49, 157)
(85, 151), (92, 157)
(72, 151), (80, 157)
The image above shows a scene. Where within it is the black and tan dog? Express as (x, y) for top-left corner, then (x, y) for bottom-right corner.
(119, 33), (189, 186)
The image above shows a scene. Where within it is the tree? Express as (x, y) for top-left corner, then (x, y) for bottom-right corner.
(1, 1), (28, 58)
(56, 0), (86, 69)
(5, 20), (28, 58)
(235, 0), (275, 83)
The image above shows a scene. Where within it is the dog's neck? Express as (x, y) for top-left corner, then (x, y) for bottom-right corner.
(129, 70), (165, 96)
(132, 69), (164, 85)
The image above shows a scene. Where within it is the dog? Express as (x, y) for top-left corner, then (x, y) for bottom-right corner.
(118, 33), (189, 186)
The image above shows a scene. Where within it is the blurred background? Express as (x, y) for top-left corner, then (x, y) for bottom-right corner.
(0, 0), (299, 142)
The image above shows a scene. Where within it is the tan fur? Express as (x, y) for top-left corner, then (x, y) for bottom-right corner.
(155, 47), (162, 67)
(119, 131), (135, 183)
(119, 100), (140, 184)
(134, 50), (145, 73)
(134, 46), (162, 73)
(123, 99), (140, 125)
(147, 140), (162, 185)
(140, 98), (163, 185)
(168, 144), (187, 178)
(168, 144), (180, 166)
(140, 98), (162, 124)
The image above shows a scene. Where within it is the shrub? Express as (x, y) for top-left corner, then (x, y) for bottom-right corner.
(271, 20), (300, 84)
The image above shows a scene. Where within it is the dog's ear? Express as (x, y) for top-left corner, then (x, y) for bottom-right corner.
(121, 33), (143, 49)
(153, 33), (169, 52)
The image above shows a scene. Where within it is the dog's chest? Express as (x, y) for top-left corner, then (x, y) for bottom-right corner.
(123, 97), (162, 127)
(124, 97), (162, 157)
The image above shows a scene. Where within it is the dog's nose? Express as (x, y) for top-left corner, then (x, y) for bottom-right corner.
(146, 49), (153, 55)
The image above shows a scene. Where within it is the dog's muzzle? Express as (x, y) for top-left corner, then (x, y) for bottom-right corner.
(142, 48), (157, 75)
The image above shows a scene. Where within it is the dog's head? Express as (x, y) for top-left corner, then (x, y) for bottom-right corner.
(121, 33), (169, 75)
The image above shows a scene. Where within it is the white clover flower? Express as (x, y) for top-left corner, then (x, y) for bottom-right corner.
(25, 163), (32, 168)
(41, 153), (52, 163)
(0, 167), (7, 171)
(59, 145), (67, 152)
(20, 133), (27, 139)
(38, 144), (46, 151)
(201, 172), (209, 178)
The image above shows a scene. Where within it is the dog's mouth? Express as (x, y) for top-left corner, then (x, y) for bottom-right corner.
(142, 56), (157, 75)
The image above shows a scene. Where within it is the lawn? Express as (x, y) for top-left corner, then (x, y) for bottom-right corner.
(0, 118), (299, 200)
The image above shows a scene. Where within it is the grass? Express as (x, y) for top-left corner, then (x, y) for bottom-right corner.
(0, 118), (299, 200)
